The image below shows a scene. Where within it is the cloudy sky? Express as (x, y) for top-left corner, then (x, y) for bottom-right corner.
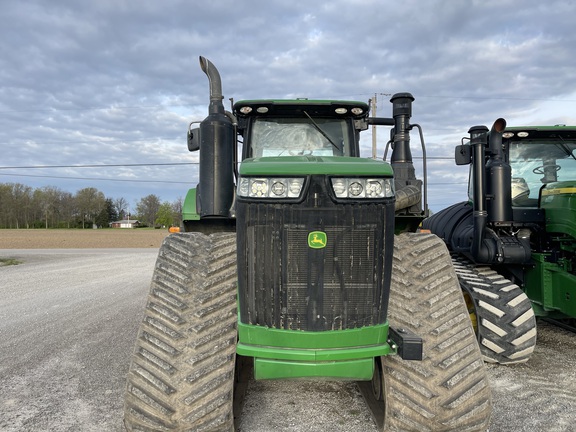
(2, 0), (576, 212)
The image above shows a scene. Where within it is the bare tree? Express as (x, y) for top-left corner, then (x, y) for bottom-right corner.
(113, 197), (129, 221)
(135, 194), (161, 227)
(0, 184), (14, 228)
(75, 187), (106, 228)
(59, 191), (76, 228)
(172, 197), (183, 228)
(0, 183), (34, 228)
(33, 186), (64, 229)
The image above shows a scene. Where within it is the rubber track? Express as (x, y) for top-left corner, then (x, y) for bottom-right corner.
(382, 233), (492, 431)
(124, 232), (237, 432)
(451, 255), (537, 364)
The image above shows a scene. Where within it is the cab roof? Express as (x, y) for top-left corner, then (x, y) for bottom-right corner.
(233, 99), (370, 119)
(503, 125), (576, 140)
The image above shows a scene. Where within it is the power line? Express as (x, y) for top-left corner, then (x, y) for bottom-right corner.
(0, 171), (467, 187)
(0, 103), (193, 115)
(0, 162), (198, 169)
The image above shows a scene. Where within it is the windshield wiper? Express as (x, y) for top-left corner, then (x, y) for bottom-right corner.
(302, 111), (339, 151)
(555, 136), (576, 161)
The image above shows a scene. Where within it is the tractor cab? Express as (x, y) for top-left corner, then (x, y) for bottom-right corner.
(233, 100), (369, 159)
(503, 127), (576, 207)
(464, 126), (576, 207)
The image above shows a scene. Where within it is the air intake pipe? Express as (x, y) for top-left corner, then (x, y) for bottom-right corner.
(390, 93), (415, 173)
(389, 93), (424, 213)
(197, 56), (235, 218)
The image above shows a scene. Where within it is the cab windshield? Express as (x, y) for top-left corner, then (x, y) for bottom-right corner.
(509, 140), (576, 206)
(248, 117), (351, 158)
(466, 138), (576, 207)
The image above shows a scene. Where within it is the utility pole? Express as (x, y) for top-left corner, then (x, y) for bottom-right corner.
(371, 93), (377, 159)
(370, 92), (391, 159)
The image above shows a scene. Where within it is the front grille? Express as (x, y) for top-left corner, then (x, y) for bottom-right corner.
(285, 227), (377, 330)
(237, 176), (394, 331)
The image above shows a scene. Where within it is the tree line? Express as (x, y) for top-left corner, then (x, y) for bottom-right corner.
(0, 183), (183, 229)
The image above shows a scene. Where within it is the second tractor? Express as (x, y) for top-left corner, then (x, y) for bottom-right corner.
(423, 120), (576, 364)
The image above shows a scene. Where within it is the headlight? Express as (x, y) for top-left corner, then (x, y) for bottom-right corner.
(331, 178), (394, 199)
(238, 177), (305, 199)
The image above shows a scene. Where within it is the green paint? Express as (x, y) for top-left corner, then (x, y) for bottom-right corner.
(239, 156), (394, 177)
(237, 321), (389, 349)
(236, 322), (391, 379)
(525, 253), (576, 319)
(541, 181), (576, 241)
(253, 357), (375, 380)
(182, 188), (200, 221)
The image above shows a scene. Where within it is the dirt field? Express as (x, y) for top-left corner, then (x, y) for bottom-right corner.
(0, 228), (170, 249)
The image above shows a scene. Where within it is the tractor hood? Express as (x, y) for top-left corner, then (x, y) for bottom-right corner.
(238, 156), (394, 177)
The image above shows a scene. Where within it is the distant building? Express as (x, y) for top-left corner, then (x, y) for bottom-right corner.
(111, 219), (141, 229)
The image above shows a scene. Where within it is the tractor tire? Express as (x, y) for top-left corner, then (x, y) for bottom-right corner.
(452, 257), (537, 364)
(381, 233), (492, 432)
(124, 232), (238, 432)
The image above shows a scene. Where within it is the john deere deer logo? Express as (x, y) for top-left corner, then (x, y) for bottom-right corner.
(308, 231), (327, 249)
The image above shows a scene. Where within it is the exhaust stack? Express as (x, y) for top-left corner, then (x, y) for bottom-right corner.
(468, 120), (529, 264)
(197, 56), (235, 218)
(486, 118), (512, 222)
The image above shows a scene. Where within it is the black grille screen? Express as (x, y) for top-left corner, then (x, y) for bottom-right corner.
(237, 176), (394, 331)
(285, 228), (376, 330)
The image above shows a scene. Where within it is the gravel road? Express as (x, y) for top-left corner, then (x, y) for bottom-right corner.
(1, 249), (576, 432)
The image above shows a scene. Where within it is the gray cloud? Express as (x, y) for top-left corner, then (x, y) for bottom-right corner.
(1, 0), (576, 210)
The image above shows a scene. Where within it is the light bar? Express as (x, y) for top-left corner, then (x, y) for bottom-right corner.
(331, 178), (394, 199)
(238, 177), (305, 199)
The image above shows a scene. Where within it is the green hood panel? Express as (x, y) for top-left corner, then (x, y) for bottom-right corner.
(239, 156), (394, 177)
(182, 188), (200, 221)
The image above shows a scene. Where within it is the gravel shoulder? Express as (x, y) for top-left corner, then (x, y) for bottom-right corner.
(1, 235), (576, 431)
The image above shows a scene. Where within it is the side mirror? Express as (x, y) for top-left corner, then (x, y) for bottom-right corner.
(455, 144), (472, 165)
(187, 126), (200, 152)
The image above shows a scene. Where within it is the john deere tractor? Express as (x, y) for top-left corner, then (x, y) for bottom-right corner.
(423, 119), (576, 364)
(123, 57), (492, 431)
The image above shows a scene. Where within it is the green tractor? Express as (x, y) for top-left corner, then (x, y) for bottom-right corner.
(422, 120), (576, 364)
(123, 57), (492, 431)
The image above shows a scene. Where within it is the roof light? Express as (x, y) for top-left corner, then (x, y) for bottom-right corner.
(256, 107), (269, 113)
(517, 131), (530, 137)
(335, 108), (347, 114)
(351, 107), (364, 115)
(239, 106), (253, 114)
(502, 132), (515, 138)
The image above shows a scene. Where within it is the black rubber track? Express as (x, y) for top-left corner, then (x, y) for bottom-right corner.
(380, 233), (492, 431)
(452, 256), (537, 364)
(124, 232), (237, 432)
